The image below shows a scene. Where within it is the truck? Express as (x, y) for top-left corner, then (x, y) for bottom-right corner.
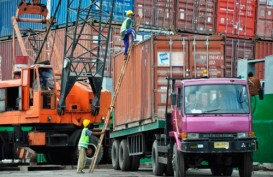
(0, 0), (115, 164)
(110, 35), (258, 177)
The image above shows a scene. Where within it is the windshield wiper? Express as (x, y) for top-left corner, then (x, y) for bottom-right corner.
(205, 109), (221, 113)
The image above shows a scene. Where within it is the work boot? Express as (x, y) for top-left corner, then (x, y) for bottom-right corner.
(124, 54), (128, 60)
(77, 170), (84, 174)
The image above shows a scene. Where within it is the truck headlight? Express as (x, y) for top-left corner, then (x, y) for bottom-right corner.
(237, 132), (248, 138)
(187, 133), (199, 139)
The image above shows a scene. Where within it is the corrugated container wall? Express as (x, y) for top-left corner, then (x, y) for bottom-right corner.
(135, 0), (154, 26)
(175, 0), (216, 34)
(154, 0), (175, 30)
(0, 0), (47, 37)
(0, 24), (127, 80)
(224, 38), (255, 77)
(255, 40), (273, 80)
(113, 35), (225, 129)
(135, 0), (175, 30)
(50, 0), (134, 27)
(216, 0), (256, 39)
(256, 0), (273, 40)
(0, 40), (23, 80)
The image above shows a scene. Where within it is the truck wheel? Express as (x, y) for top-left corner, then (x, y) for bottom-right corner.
(223, 166), (233, 176)
(130, 155), (140, 171)
(152, 140), (164, 176)
(111, 139), (120, 170)
(85, 135), (103, 166)
(239, 153), (253, 177)
(164, 150), (174, 176)
(119, 139), (131, 171)
(172, 143), (185, 177)
(210, 167), (222, 176)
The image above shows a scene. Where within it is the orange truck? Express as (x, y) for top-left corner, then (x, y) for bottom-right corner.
(0, 63), (111, 164)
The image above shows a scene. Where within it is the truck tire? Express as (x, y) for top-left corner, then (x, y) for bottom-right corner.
(164, 151), (174, 176)
(223, 166), (233, 176)
(85, 135), (104, 166)
(119, 139), (131, 171)
(210, 167), (222, 176)
(173, 143), (185, 177)
(111, 139), (120, 170)
(130, 155), (140, 171)
(152, 140), (164, 176)
(239, 152), (253, 177)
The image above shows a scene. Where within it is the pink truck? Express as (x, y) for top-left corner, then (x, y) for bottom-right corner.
(159, 78), (257, 177)
(110, 36), (258, 177)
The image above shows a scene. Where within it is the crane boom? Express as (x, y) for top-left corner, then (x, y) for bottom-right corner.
(57, 0), (115, 115)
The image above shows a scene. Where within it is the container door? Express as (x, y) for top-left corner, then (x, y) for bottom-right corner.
(189, 36), (225, 78)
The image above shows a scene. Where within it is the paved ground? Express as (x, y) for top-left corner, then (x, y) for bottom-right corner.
(0, 167), (273, 177)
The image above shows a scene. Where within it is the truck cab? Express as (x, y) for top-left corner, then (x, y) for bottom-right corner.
(170, 78), (257, 177)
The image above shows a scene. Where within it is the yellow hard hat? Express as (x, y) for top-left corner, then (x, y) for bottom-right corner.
(126, 10), (134, 16)
(203, 69), (208, 75)
(83, 119), (90, 128)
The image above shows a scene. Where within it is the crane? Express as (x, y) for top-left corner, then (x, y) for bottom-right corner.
(58, 0), (115, 116)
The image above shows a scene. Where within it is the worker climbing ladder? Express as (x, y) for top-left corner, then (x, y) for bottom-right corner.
(89, 13), (142, 173)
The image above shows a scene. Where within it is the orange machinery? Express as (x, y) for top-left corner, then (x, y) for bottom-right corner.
(0, 0), (115, 164)
(0, 64), (111, 164)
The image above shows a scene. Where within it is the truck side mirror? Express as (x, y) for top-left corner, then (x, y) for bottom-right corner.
(171, 93), (176, 106)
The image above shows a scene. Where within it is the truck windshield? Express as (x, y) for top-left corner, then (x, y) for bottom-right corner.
(184, 84), (250, 114)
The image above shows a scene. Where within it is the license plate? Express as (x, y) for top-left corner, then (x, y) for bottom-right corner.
(214, 142), (229, 149)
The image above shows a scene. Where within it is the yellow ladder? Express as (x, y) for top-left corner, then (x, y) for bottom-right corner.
(89, 15), (142, 173)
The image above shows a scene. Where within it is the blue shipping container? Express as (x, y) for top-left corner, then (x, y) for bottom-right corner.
(0, 0), (47, 37)
(0, 0), (134, 37)
(50, 0), (134, 27)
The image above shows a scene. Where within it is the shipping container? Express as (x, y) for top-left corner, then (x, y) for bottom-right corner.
(135, 0), (154, 26)
(224, 38), (255, 77)
(113, 35), (225, 129)
(216, 0), (256, 39)
(134, 0), (175, 30)
(175, 0), (216, 34)
(50, 0), (134, 27)
(0, 0), (47, 37)
(154, 0), (175, 30)
(254, 40), (273, 79)
(256, 0), (273, 40)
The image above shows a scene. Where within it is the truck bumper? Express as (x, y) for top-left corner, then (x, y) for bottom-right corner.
(181, 138), (257, 153)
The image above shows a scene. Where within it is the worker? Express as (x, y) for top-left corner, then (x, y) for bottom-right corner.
(77, 119), (105, 174)
(120, 10), (137, 57)
(247, 71), (261, 96)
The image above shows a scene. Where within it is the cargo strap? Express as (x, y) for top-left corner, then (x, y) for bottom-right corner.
(89, 13), (143, 173)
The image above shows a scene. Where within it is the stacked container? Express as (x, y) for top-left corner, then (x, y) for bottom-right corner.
(1, 0), (273, 80)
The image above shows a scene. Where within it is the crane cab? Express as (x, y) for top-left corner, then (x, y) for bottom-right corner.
(0, 64), (57, 124)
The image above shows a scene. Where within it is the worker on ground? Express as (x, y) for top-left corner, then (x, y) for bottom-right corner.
(120, 10), (137, 57)
(77, 119), (105, 174)
(247, 71), (261, 96)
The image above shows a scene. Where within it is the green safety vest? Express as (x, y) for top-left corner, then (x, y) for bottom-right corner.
(120, 17), (133, 32)
(78, 128), (89, 148)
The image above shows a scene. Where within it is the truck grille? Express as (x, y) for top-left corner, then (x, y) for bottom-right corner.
(200, 133), (237, 139)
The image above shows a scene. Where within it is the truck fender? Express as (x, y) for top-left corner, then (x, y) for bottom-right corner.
(171, 131), (182, 151)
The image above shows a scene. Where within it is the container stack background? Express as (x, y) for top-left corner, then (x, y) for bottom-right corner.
(0, 0), (273, 80)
